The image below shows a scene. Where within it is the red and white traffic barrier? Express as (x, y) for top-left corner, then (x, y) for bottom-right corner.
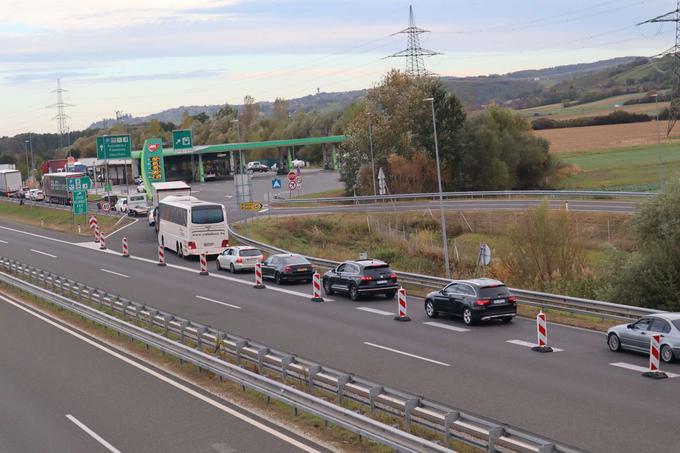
(394, 287), (411, 322)
(253, 261), (265, 289)
(99, 231), (107, 250)
(532, 310), (553, 353)
(94, 225), (100, 243)
(157, 243), (166, 266)
(199, 253), (209, 275)
(311, 272), (323, 302)
(643, 334), (668, 379)
(89, 215), (98, 230)
(122, 237), (129, 258)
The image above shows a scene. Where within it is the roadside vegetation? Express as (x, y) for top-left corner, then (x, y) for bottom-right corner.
(0, 199), (129, 236)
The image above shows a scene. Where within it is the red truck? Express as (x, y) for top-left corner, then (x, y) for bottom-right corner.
(40, 159), (68, 175)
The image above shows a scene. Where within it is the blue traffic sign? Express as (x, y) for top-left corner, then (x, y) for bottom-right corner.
(272, 178), (282, 190)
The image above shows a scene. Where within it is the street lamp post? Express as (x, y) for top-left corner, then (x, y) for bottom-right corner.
(231, 118), (248, 235)
(652, 93), (664, 191)
(424, 97), (451, 279)
(367, 112), (377, 197)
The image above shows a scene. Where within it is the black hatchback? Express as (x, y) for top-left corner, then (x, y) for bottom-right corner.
(322, 259), (398, 300)
(424, 278), (516, 325)
(261, 254), (315, 284)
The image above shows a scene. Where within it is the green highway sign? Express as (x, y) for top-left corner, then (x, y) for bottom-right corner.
(97, 134), (132, 159)
(72, 190), (88, 215)
(66, 176), (92, 192)
(172, 129), (193, 151)
(104, 182), (112, 192)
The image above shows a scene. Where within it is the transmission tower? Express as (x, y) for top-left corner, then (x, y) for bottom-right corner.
(47, 79), (74, 153)
(387, 5), (441, 77)
(639, 1), (680, 135)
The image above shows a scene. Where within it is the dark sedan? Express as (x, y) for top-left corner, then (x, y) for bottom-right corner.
(424, 278), (517, 326)
(261, 254), (315, 284)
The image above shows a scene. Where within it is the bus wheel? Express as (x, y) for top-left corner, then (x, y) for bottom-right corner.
(177, 243), (184, 258)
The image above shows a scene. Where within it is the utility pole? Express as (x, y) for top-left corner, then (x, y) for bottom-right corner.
(425, 97), (451, 279)
(639, 1), (680, 135)
(367, 111), (377, 197)
(387, 5), (441, 77)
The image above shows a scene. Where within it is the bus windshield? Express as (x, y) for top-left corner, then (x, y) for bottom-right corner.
(191, 205), (224, 224)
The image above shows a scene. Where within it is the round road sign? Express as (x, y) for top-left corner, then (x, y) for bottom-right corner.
(102, 202), (111, 212)
(287, 171), (297, 182)
(288, 180), (297, 191)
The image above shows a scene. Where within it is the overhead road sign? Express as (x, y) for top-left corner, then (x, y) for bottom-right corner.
(172, 129), (193, 153)
(97, 134), (132, 160)
(240, 201), (263, 211)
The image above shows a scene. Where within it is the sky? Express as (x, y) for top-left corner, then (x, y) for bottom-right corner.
(0, 0), (676, 136)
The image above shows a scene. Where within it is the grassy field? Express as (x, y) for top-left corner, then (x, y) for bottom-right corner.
(556, 143), (680, 190)
(0, 200), (130, 236)
(536, 121), (680, 154)
(518, 93), (667, 121)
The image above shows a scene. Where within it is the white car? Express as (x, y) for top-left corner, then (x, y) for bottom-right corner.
(27, 189), (45, 201)
(148, 208), (156, 227)
(216, 246), (263, 273)
(136, 184), (146, 193)
(292, 159), (305, 168)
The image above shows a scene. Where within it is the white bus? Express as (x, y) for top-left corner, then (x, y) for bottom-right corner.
(157, 196), (229, 258)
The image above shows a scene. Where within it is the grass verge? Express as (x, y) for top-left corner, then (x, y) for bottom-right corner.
(0, 199), (130, 236)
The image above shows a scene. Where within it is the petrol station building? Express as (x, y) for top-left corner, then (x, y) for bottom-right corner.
(130, 135), (346, 183)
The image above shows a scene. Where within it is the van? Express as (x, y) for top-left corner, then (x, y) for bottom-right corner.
(115, 193), (147, 213)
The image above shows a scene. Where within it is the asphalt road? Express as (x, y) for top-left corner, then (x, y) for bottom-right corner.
(0, 288), (325, 453)
(1, 220), (678, 453)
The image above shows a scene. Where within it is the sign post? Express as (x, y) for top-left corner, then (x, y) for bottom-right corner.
(97, 134), (132, 202)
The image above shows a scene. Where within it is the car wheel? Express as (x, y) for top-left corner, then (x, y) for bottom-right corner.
(607, 333), (621, 352)
(230, 263), (236, 274)
(323, 278), (334, 295)
(349, 284), (359, 301)
(385, 291), (396, 299)
(425, 299), (438, 318)
(661, 344), (674, 363)
(216, 260), (222, 271)
(462, 307), (475, 326)
(501, 316), (513, 323)
(275, 272), (282, 285)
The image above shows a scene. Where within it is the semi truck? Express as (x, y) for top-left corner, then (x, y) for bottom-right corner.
(0, 169), (22, 196)
(43, 172), (86, 204)
(151, 181), (191, 206)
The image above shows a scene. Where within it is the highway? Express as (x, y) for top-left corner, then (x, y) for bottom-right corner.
(1, 219), (678, 453)
(0, 287), (325, 453)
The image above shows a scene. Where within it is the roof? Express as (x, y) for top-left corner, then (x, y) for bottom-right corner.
(159, 195), (220, 207)
(647, 313), (680, 321)
(0, 169), (20, 174)
(130, 135), (347, 159)
(151, 181), (191, 190)
(352, 259), (389, 267)
(458, 278), (505, 287)
(44, 172), (86, 177)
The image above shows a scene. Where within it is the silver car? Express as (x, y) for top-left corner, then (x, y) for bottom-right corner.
(607, 313), (680, 363)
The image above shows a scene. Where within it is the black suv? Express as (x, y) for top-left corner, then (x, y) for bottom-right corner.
(424, 278), (516, 325)
(322, 259), (398, 300)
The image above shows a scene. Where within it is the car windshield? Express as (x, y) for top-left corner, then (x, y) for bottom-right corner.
(364, 265), (393, 277)
(240, 249), (261, 257)
(191, 206), (224, 224)
(282, 255), (309, 265)
(479, 285), (510, 298)
(673, 319), (680, 330)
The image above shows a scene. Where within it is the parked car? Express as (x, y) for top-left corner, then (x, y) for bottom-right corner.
(246, 161), (270, 173)
(322, 259), (398, 300)
(97, 195), (119, 210)
(148, 208), (156, 227)
(424, 278), (517, 326)
(27, 189), (45, 201)
(134, 176), (143, 185)
(114, 193), (148, 213)
(261, 253), (314, 284)
(216, 246), (263, 273)
(292, 159), (305, 168)
(136, 184), (146, 193)
(607, 314), (680, 363)
(14, 186), (30, 199)
(128, 205), (150, 217)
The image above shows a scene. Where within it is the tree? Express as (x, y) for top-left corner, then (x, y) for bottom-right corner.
(608, 183), (680, 310)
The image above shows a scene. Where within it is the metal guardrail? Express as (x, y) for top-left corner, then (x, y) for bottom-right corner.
(228, 227), (662, 322)
(0, 257), (583, 453)
(272, 190), (654, 206)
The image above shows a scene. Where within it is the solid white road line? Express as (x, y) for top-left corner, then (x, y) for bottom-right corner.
(423, 321), (470, 333)
(0, 294), (321, 453)
(363, 342), (450, 367)
(195, 295), (241, 310)
(506, 339), (564, 352)
(356, 307), (394, 316)
(106, 218), (139, 237)
(258, 208), (269, 213)
(610, 362), (680, 378)
(30, 249), (57, 258)
(65, 414), (121, 453)
(99, 269), (130, 279)
(0, 239), (8, 244)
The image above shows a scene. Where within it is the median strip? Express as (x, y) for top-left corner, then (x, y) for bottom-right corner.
(363, 342), (451, 367)
(195, 295), (242, 310)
